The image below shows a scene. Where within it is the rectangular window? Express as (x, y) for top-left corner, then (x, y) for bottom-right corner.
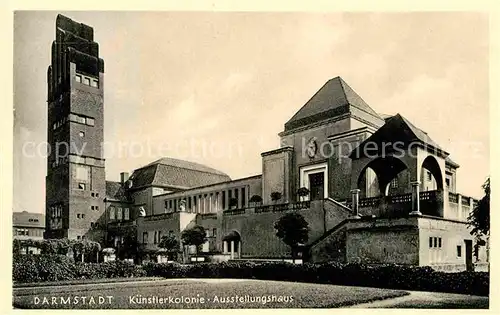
(165, 200), (168, 210)
(86, 117), (95, 126)
(391, 178), (398, 188)
(75, 74), (82, 83)
(457, 245), (462, 257)
(241, 187), (246, 207)
(174, 199), (177, 211)
(446, 178), (450, 188)
(90, 222), (94, 228)
(109, 207), (115, 220)
(84, 77), (91, 85)
(91, 79), (99, 88)
(433, 237), (438, 248)
(158, 231), (162, 242)
(117, 207), (123, 220)
(124, 208), (130, 220)
(169, 230), (174, 236)
(429, 237), (433, 248)
(427, 171), (432, 181)
(77, 236), (81, 240)
(222, 191), (226, 209)
(77, 214), (81, 219)
(75, 166), (89, 181)
(154, 231), (157, 244)
(234, 189), (239, 207)
(212, 228), (217, 237)
(188, 197), (191, 210)
(142, 232), (148, 244)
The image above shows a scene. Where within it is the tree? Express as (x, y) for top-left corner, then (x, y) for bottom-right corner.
(274, 213), (309, 262)
(181, 225), (207, 259)
(297, 187), (310, 201)
(468, 177), (490, 257)
(270, 191), (282, 203)
(158, 234), (180, 261)
(249, 195), (263, 206)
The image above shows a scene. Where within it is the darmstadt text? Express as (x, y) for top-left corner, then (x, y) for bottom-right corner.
(34, 295), (114, 305)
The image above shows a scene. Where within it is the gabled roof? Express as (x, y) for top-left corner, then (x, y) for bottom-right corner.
(349, 114), (448, 159)
(284, 76), (383, 131)
(105, 181), (128, 202)
(128, 158), (231, 190)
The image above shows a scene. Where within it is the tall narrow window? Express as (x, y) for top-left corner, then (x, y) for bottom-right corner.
(124, 208), (130, 220)
(143, 232), (148, 244)
(109, 207), (115, 220)
(241, 188), (246, 207)
(234, 189), (239, 208)
(457, 245), (462, 257)
(222, 191), (226, 209)
(117, 207), (123, 220)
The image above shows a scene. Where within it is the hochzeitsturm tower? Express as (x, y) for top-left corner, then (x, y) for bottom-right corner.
(45, 15), (106, 242)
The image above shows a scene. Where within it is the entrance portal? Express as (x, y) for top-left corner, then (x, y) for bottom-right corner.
(309, 172), (325, 201)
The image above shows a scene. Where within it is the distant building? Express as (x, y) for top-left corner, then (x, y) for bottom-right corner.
(13, 211), (45, 254)
(44, 15), (488, 272)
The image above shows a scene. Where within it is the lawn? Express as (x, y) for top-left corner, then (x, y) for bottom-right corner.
(13, 279), (409, 309)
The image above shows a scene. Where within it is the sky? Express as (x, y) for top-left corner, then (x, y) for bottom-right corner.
(13, 11), (489, 213)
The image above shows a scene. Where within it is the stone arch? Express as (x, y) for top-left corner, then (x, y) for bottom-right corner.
(222, 230), (241, 258)
(420, 155), (444, 191)
(357, 156), (409, 197)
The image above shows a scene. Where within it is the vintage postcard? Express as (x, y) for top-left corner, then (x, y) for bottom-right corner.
(11, 10), (491, 310)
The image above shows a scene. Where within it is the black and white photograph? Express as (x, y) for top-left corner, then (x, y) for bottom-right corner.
(10, 9), (491, 310)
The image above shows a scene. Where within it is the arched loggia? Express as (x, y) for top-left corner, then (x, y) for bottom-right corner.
(357, 156), (409, 198)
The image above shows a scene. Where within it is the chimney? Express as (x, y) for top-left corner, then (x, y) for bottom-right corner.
(120, 172), (129, 184)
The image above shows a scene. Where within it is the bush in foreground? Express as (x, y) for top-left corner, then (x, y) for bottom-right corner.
(13, 255), (488, 296)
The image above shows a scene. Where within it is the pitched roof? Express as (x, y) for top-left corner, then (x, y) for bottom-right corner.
(128, 158), (231, 190)
(106, 181), (128, 201)
(350, 114), (448, 159)
(284, 76), (383, 131)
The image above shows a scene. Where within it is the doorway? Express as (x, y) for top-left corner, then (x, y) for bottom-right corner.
(309, 172), (325, 201)
(464, 239), (474, 271)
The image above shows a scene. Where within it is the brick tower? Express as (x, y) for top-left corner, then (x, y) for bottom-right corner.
(45, 14), (106, 242)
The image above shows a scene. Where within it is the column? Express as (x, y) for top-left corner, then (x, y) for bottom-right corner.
(350, 189), (361, 218)
(458, 194), (463, 220)
(223, 241), (228, 254)
(410, 181), (422, 215)
(237, 241), (241, 258)
(230, 240), (234, 259)
(469, 197), (474, 219)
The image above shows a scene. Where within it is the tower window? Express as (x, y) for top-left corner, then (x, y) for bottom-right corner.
(78, 183), (86, 190)
(79, 131), (85, 138)
(91, 79), (99, 88)
(83, 77), (90, 85)
(457, 245), (462, 257)
(75, 74), (82, 83)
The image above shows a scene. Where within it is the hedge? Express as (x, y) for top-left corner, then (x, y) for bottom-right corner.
(141, 261), (489, 296)
(13, 255), (488, 296)
(13, 254), (146, 283)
